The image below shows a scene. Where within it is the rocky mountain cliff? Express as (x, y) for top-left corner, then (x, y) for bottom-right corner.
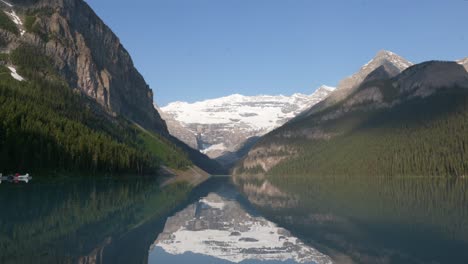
(234, 53), (468, 177)
(159, 86), (335, 165)
(1, 0), (166, 132)
(302, 50), (413, 117)
(0, 0), (222, 174)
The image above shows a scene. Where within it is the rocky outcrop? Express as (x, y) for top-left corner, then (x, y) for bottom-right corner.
(338, 50), (412, 91)
(302, 50), (413, 117)
(395, 61), (468, 98)
(3, 0), (167, 132)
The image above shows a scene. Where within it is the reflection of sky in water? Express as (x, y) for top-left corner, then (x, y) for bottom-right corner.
(149, 247), (309, 264)
(148, 190), (331, 264)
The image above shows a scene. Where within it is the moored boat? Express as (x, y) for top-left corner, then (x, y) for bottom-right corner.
(0, 173), (32, 183)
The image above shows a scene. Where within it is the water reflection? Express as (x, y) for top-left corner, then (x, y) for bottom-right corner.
(0, 177), (191, 264)
(235, 175), (468, 264)
(0, 176), (333, 264)
(149, 183), (332, 264)
(2, 175), (466, 264)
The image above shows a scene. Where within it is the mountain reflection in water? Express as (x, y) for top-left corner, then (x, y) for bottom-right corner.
(149, 182), (332, 264)
(0, 177), (331, 264)
(235, 175), (468, 264)
(1, 175), (467, 264)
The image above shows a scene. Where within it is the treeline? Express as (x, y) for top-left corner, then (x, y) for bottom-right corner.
(267, 88), (468, 177)
(0, 45), (192, 174)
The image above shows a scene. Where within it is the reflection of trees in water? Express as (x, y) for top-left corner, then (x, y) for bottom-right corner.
(237, 176), (468, 264)
(0, 179), (190, 264)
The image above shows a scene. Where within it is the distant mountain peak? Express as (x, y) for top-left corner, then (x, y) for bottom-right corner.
(160, 88), (334, 160)
(362, 50), (413, 73)
(300, 51), (412, 117)
(317, 85), (336, 92)
(375, 49), (397, 57)
(338, 50), (412, 91)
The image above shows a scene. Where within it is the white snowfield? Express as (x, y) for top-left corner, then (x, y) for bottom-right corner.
(8, 66), (24, 81)
(160, 86), (335, 157)
(152, 193), (333, 264)
(200, 142), (226, 154)
(162, 86), (336, 133)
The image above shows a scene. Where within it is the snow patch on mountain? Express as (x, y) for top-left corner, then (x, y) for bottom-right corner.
(8, 66), (24, 81)
(164, 94), (308, 131)
(1, 1), (26, 35)
(319, 85), (336, 92)
(201, 143), (227, 154)
(160, 86), (335, 159)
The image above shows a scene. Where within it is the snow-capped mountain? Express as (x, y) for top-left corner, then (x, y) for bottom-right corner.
(159, 85), (335, 160)
(150, 192), (332, 264)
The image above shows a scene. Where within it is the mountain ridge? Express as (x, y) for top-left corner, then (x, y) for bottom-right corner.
(233, 56), (468, 178)
(301, 50), (413, 119)
(159, 85), (335, 165)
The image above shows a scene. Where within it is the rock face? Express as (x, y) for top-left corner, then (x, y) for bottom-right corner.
(304, 50), (413, 116)
(2, 0), (166, 132)
(338, 50), (413, 91)
(151, 191), (332, 264)
(160, 86), (335, 161)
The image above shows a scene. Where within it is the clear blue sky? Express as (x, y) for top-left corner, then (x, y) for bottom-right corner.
(84, 0), (467, 106)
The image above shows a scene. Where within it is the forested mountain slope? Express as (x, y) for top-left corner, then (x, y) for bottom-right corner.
(234, 60), (468, 178)
(0, 0), (221, 174)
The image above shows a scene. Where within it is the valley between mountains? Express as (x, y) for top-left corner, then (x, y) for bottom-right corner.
(0, 0), (466, 179)
(1, 1), (468, 264)
(159, 50), (468, 177)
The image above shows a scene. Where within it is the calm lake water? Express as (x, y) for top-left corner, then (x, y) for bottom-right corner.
(0, 175), (467, 264)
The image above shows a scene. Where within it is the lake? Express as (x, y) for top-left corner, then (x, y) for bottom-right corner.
(0, 175), (467, 264)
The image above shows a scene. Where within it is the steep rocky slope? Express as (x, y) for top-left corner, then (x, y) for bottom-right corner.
(234, 56), (468, 178)
(0, 0), (221, 174)
(1, 0), (165, 131)
(301, 50), (413, 117)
